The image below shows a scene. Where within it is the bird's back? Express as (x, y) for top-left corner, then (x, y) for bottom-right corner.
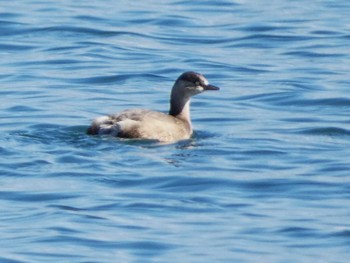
(87, 109), (192, 142)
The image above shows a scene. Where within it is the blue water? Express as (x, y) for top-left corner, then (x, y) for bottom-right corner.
(1, 0), (350, 262)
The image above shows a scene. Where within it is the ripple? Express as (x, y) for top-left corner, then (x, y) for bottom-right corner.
(297, 127), (350, 137)
(33, 26), (125, 37)
(237, 24), (297, 33)
(283, 50), (345, 58)
(239, 92), (350, 111)
(235, 33), (312, 44)
(311, 30), (345, 36)
(0, 257), (23, 263)
(70, 73), (163, 85)
(155, 176), (236, 192)
(5, 105), (41, 112)
(0, 191), (77, 202)
(278, 227), (320, 238)
(0, 43), (37, 51)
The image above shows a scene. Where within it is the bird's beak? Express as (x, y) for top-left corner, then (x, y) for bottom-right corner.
(203, 84), (220, 91)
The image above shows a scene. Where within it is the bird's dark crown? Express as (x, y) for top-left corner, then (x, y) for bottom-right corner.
(178, 71), (207, 86)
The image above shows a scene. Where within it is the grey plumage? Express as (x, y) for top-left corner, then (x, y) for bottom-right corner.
(87, 71), (219, 143)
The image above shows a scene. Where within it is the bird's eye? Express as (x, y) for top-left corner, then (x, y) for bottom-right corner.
(195, 81), (200, 86)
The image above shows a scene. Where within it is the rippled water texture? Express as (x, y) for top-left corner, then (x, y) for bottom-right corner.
(1, 0), (350, 262)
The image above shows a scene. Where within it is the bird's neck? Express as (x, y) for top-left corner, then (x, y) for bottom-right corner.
(169, 94), (192, 128)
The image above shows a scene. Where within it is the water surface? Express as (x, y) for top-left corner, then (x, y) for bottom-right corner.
(1, 0), (350, 262)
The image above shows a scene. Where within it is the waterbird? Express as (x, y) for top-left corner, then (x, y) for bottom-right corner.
(87, 71), (219, 142)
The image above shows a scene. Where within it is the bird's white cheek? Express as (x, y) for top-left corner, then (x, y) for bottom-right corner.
(196, 86), (204, 92)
